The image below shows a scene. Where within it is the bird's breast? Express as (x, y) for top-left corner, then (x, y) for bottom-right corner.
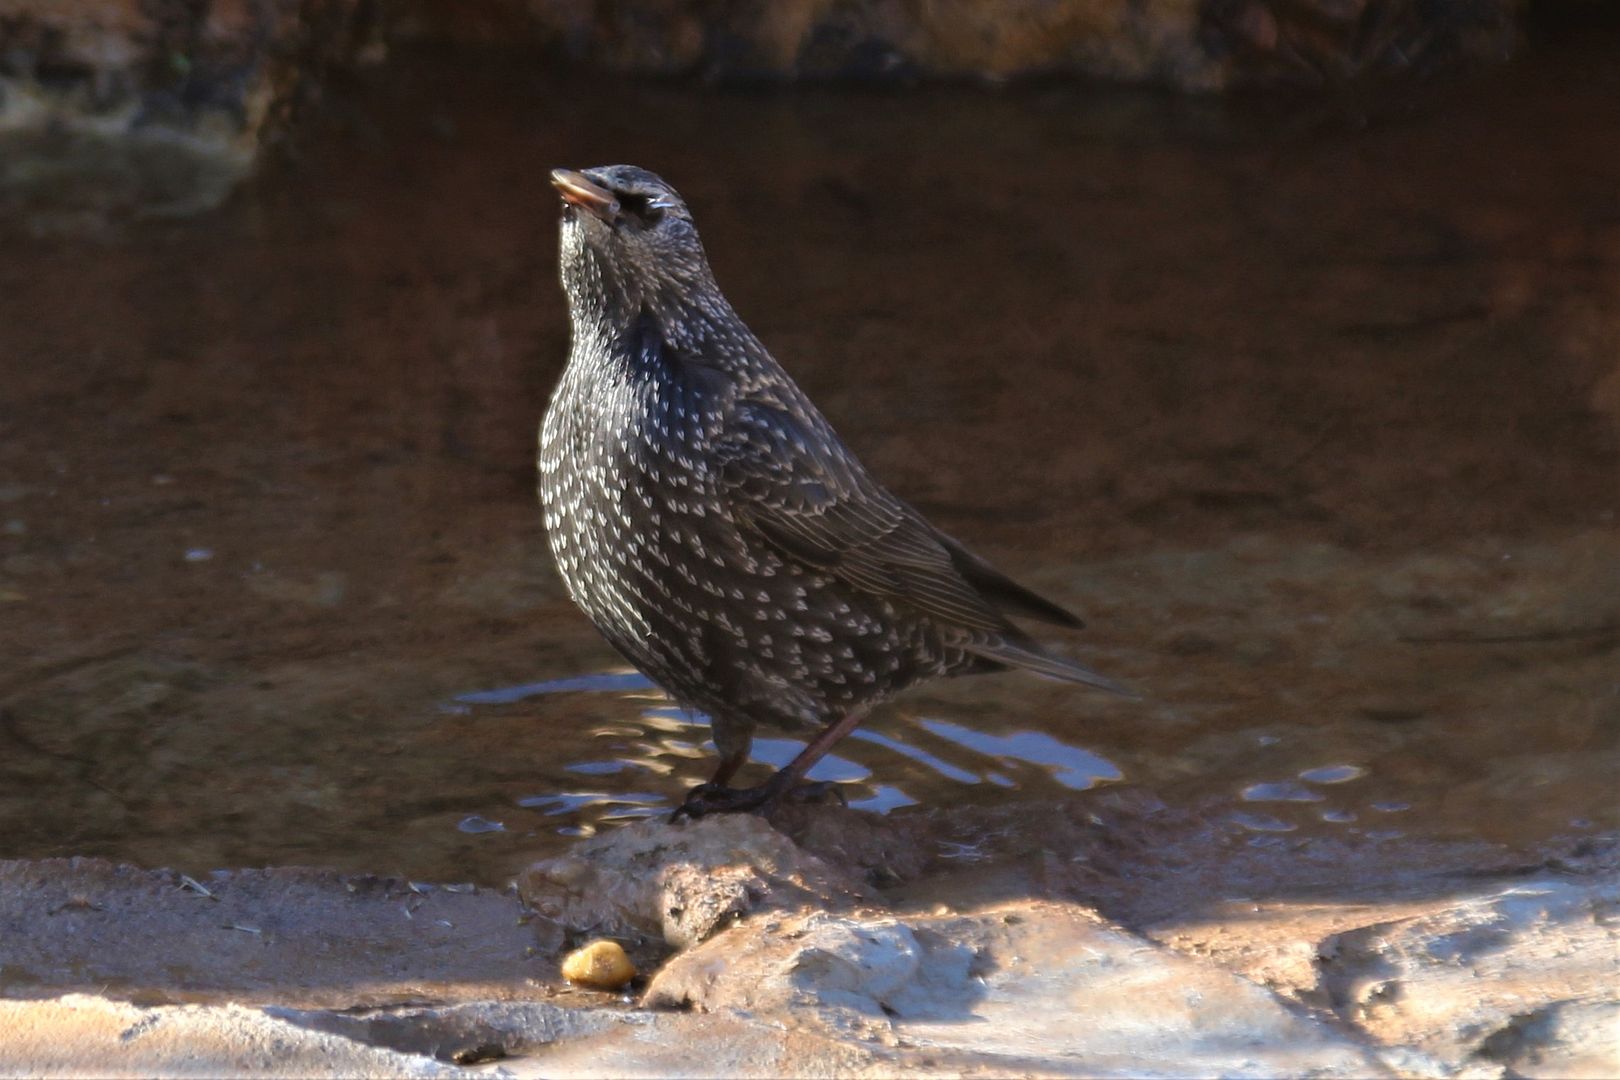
(538, 350), (741, 639)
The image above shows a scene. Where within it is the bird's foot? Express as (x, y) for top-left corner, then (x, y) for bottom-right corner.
(669, 781), (774, 822)
(669, 775), (846, 822)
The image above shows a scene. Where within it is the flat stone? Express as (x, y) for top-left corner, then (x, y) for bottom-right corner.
(265, 999), (629, 1066)
(0, 858), (559, 1008)
(647, 900), (1389, 1077)
(1319, 877), (1620, 1070)
(0, 994), (455, 1078)
(1152, 871), (1620, 1076)
(518, 814), (871, 950)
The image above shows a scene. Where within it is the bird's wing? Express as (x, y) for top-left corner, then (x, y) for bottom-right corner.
(934, 533), (1084, 629)
(715, 399), (1049, 633)
(714, 398), (1131, 696)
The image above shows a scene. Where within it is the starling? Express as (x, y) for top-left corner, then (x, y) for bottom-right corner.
(540, 165), (1128, 820)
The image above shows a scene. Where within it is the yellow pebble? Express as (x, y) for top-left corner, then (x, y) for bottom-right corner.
(560, 939), (636, 990)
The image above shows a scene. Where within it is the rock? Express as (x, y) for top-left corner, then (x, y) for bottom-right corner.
(1151, 871), (1620, 1077)
(395, 0), (1520, 89)
(1317, 876), (1620, 1072)
(0, 0), (373, 229)
(0, 858), (560, 1008)
(0, 993), (456, 1078)
(518, 814), (871, 950)
(0, 1), (1528, 229)
(770, 801), (932, 886)
(0, 846), (1615, 1076)
(266, 999), (630, 1066)
(561, 940), (636, 991)
(1475, 1000), (1620, 1079)
(647, 900), (1389, 1077)
(277, 996), (882, 1077)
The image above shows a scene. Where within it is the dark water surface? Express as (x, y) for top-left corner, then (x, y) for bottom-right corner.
(0, 43), (1615, 885)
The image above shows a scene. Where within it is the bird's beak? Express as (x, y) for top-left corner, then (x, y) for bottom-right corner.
(551, 168), (618, 222)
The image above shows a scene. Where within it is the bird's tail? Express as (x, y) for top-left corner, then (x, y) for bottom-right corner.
(965, 636), (1137, 698)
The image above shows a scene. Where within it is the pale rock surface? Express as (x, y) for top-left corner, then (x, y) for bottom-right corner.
(0, 994), (454, 1078)
(1319, 877), (1620, 1073)
(0, 858), (560, 1008)
(518, 814), (872, 949)
(1152, 874), (1620, 1077)
(0, 825), (1615, 1076)
(646, 901), (1391, 1077)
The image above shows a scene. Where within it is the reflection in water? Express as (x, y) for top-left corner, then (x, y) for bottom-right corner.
(455, 672), (654, 705)
(849, 787), (921, 813)
(849, 729), (979, 785)
(456, 814), (506, 834)
(1298, 765), (1366, 784)
(480, 671), (1125, 835)
(1232, 810), (1297, 833)
(518, 791), (668, 820)
(459, 661), (1580, 856)
(917, 719), (1123, 790)
(566, 760), (631, 775)
(749, 738), (871, 782)
(1242, 781), (1324, 802)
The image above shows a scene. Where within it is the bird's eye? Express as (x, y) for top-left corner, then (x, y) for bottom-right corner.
(616, 192), (665, 226)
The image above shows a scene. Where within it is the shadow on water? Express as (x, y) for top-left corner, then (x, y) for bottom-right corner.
(0, 35), (1615, 893)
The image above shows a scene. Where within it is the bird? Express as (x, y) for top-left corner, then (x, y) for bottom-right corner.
(539, 164), (1129, 821)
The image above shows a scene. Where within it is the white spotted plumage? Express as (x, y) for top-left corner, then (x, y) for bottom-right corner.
(539, 165), (1126, 791)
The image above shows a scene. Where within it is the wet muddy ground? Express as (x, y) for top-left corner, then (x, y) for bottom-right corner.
(0, 37), (1615, 893)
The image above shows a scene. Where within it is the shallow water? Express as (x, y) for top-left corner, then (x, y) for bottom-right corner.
(0, 40), (1615, 885)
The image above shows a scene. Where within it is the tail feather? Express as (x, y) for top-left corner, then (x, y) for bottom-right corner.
(939, 535), (1085, 628)
(964, 636), (1136, 698)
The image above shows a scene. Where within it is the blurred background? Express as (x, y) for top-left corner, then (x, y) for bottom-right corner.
(0, 0), (1615, 885)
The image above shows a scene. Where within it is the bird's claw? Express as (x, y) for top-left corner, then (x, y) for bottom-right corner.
(669, 776), (847, 823)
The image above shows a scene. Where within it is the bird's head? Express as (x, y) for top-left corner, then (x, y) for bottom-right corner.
(551, 165), (716, 320)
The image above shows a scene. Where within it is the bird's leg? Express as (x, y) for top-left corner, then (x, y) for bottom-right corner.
(707, 747), (748, 788)
(671, 710), (868, 822)
(762, 707), (868, 803)
(669, 746), (749, 822)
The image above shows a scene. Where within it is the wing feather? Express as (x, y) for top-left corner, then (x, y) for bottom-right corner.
(634, 321), (1126, 694)
(717, 400), (1051, 636)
